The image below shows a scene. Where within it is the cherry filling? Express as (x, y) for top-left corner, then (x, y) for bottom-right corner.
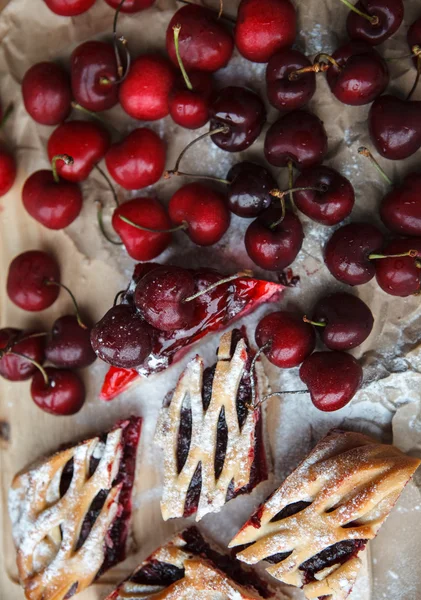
(300, 539), (367, 585)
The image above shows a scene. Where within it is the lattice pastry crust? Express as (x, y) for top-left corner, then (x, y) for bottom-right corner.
(155, 329), (269, 521)
(229, 429), (421, 600)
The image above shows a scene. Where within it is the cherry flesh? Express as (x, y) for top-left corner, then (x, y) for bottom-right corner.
(22, 62), (71, 125)
(375, 238), (421, 297)
(381, 173), (421, 236)
(104, 0), (155, 12)
(43, 0), (96, 17)
(347, 0), (404, 46)
(300, 351), (363, 412)
(31, 367), (85, 416)
(227, 162), (276, 218)
(169, 71), (213, 130)
(255, 310), (315, 368)
(235, 0), (296, 63)
(266, 49), (316, 112)
(0, 329), (46, 381)
(0, 148), (16, 197)
(45, 315), (96, 369)
(7, 250), (60, 312)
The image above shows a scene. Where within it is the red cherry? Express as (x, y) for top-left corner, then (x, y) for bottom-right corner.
(48, 120), (110, 182)
(119, 54), (175, 121)
(0, 147), (16, 197)
(104, 0), (155, 12)
(105, 128), (166, 191)
(22, 62), (71, 125)
(255, 311), (315, 368)
(0, 329), (46, 381)
(300, 351), (363, 412)
(45, 315), (96, 369)
(346, 0), (404, 46)
(266, 49), (316, 112)
(43, 0), (96, 16)
(112, 197), (172, 261)
(235, 0), (296, 63)
(7, 250), (60, 312)
(31, 367), (85, 416)
(169, 183), (230, 246)
(380, 173), (421, 236)
(169, 71), (213, 130)
(375, 238), (421, 297)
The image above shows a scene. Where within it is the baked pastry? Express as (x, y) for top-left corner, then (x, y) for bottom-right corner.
(155, 328), (269, 521)
(106, 526), (273, 600)
(8, 417), (142, 600)
(229, 429), (421, 600)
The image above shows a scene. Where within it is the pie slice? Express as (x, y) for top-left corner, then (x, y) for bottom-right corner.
(155, 328), (269, 521)
(8, 417), (142, 600)
(106, 526), (274, 600)
(229, 429), (421, 600)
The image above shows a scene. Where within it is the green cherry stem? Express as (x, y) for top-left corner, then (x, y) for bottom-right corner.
(313, 53), (342, 71)
(164, 170), (230, 185)
(337, 0), (379, 25)
(173, 24), (193, 91)
(43, 280), (88, 329)
(250, 390), (309, 411)
(0, 103), (14, 129)
(368, 250), (418, 260)
(95, 200), (123, 246)
(165, 126), (230, 177)
(9, 351), (49, 386)
(182, 270), (253, 303)
(51, 154), (74, 184)
(269, 185), (327, 228)
(94, 164), (119, 207)
(358, 147), (392, 186)
(289, 62), (330, 81)
(119, 214), (188, 233)
(303, 316), (327, 328)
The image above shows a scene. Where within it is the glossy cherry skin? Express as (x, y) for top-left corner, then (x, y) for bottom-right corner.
(91, 304), (152, 368)
(169, 183), (230, 246)
(369, 95), (421, 161)
(7, 250), (60, 312)
(324, 222), (384, 286)
(22, 62), (71, 125)
(112, 197), (172, 261)
(326, 41), (388, 106)
(381, 173), (421, 236)
(265, 111), (328, 169)
(45, 315), (96, 369)
(43, 0), (96, 16)
(0, 329), (46, 381)
(245, 206), (304, 271)
(105, 128), (166, 190)
(266, 49), (316, 112)
(48, 121), (110, 182)
(408, 17), (421, 67)
(227, 161), (276, 218)
(311, 292), (374, 351)
(31, 367), (85, 416)
(134, 266), (196, 332)
(300, 351), (363, 412)
(104, 0), (155, 12)
(375, 238), (421, 297)
(235, 0), (296, 63)
(71, 41), (119, 113)
(294, 166), (355, 225)
(0, 148), (16, 197)
(209, 86), (266, 153)
(22, 170), (83, 230)
(119, 54), (175, 121)
(166, 5), (234, 73)
(256, 311), (315, 368)
(169, 72), (213, 130)
(347, 0), (404, 46)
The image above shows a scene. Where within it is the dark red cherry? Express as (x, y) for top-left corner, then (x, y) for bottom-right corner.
(7, 250), (60, 311)
(227, 162), (276, 218)
(169, 71), (213, 130)
(31, 367), (85, 416)
(104, 0), (155, 12)
(256, 311), (315, 368)
(408, 17), (421, 67)
(264, 110), (328, 168)
(43, 0), (96, 16)
(0, 329), (46, 381)
(380, 173), (421, 236)
(324, 222), (384, 285)
(375, 238), (421, 297)
(22, 62), (71, 125)
(346, 0), (404, 46)
(166, 5), (234, 73)
(235, 0), (296, 63)
(245, 206), (304, 271)
(45, 315), (96, 369)
(0, 147), (16, 197)
(112, 197), (172, 261)
(91, 304), (152, 368)
(308, 292), (374, 351)
(169, 183), (230, 246)
(134, 266), (196, 332)
(300, 351), (363, 412)
(293, 166), (355, 225)
(326, 41), (388, 106)
(266, 49), (316, 112)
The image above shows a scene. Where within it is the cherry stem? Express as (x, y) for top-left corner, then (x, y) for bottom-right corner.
(303, 316), (327, 328)
(289, 63), (330, 81)
(358, 147), (392, 186)
(313, 53), (342, 71)
(337, 0), (379, 25)
(51, 154), (74, 184)
(407, 51), (421, 102)
(107, 0), (131, 84)
(0, 103), (13, 129)
(114, 289), (126, 306)
(164, 170), (230, 185)
(44, 280), (88, 329)
(94, 164), (119, 207)
(9, 351), (49, 386)
(248, 341), (271, 409)
(173, 24), (193, 91)
(95, 200), (123, 246)
(176, 0), (236, 24)
(183, 270), (253, 303)
(165, 126), (230, 176)
(269, 186), (326, 229)
(250, 390), (309, 411)
(288, 160), (295, 208)
(218, 0), (223, 18)
(119, 214), (188, 234)
(368, 250), (418, 260)
(71, 101), (121, 135)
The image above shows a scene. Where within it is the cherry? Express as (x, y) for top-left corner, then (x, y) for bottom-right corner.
(299, 351), (363, 412)
(305, 292), (374, 351)
(345, 0), (404, 46)
(235, 0), (296, 63)
(104, 0), (155, 12)
(381, 173), (421, 236)
(31, 367), (85, 416)
(168, 183), (230, 246)
(245, 206), (304, 271)
(22, 62), (71, 125)
(255, 311), (315, 368)
(264, 110), (328, 168)
(43, 0), (96, 16)
(166, 4), (234, 73)
(48, 120), (110, 182)
(22, 154), (83, 230)
(375, 238), (421, 296)
(91, 304), (152, 368)
(46, 315), (96, 369)
(0, 146), (16, 197)
(7, 250), (60, 311)
(0, 329), (46, 381)
(293, 166), (355, 225)
(112, 197), (172, 260)
(105, 128), (166, 190)
(227, 162), (276, 218)
(266, 49), (316, 112)
(119, 54), (176, 121)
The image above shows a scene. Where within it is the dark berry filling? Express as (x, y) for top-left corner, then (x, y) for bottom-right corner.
(300, 539), (367, 585)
